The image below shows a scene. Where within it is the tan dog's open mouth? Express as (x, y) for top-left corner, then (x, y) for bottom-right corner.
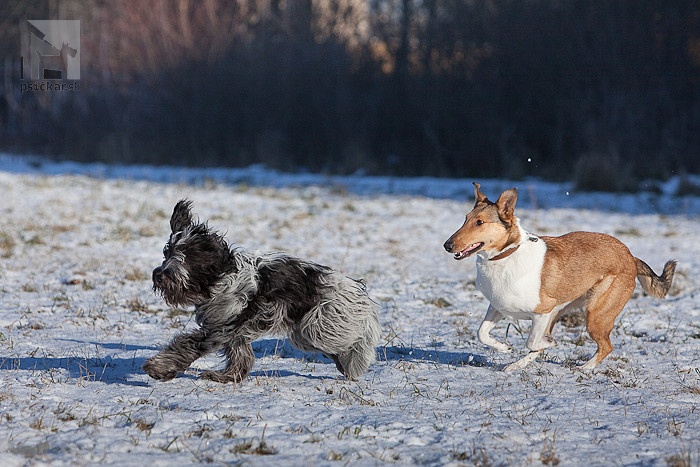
(454, 242), (484, 260)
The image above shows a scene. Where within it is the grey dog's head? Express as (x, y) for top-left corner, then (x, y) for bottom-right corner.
(152, 200), (235, 308)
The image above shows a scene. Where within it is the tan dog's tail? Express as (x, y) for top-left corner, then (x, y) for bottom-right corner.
(635, 259), (677, 298)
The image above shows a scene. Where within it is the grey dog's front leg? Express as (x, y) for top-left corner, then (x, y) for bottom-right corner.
(200, 341), (255, 383)
(143, 328), (220, 381)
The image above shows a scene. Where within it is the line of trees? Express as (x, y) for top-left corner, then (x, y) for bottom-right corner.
(1, 0), (699, 187)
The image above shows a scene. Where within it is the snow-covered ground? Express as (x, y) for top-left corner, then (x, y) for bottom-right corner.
(0, 156), (698, 466)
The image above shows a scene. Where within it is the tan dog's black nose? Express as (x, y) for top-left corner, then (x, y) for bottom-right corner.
(443, 239), (454, 252)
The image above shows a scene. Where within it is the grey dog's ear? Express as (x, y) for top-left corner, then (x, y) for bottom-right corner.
(170, 199), (194, 233)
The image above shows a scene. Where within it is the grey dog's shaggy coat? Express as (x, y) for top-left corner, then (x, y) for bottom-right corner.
(143, 200), (381, 383)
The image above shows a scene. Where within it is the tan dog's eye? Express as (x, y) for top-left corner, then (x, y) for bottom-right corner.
(476, 219), (484, 226)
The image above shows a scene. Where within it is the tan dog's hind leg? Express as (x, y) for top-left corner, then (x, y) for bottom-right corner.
(581, 274), (636, 370)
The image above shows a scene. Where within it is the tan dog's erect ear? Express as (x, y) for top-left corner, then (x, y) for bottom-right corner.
(473, 182), (490, 207)
(495, 188), (518, 224)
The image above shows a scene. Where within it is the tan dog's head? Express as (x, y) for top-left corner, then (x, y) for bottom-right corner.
(443, 183), (520, 260)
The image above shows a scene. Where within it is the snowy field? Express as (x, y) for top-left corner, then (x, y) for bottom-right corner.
(0, 156), (699, 466)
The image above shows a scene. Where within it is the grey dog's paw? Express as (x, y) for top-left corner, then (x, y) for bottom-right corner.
(200, 369), (246, 384)
(143, 356), (179, 381)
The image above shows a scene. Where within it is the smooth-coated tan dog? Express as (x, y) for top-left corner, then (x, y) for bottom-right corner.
(444, 183), (677, 371)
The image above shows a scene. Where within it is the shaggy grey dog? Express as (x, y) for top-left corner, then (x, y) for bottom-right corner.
(143, 200), (381, 383)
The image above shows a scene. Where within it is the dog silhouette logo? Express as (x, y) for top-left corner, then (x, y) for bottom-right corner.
(20, 20), (80, 80)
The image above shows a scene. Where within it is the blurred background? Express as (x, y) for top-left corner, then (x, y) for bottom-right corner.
(1, 0), (699, 190)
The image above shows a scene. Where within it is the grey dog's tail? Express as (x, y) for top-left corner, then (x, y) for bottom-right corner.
(635, 258), (677, 299)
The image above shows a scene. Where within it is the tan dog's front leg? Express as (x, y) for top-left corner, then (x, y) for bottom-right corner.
(503, 351), (542, 371)
(503, 311), (558, 372)
(526, 311), (558, 352)
(478, 305), (514, 353)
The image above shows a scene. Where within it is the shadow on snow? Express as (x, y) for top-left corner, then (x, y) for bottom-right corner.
(0, 338), (492, 385)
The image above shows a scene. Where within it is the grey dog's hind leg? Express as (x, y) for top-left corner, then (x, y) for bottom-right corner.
(143, 328), (221, 381)
(200, 341), (255, 383)
(335, 335), (377, 380)
(330, 354), (346, 376)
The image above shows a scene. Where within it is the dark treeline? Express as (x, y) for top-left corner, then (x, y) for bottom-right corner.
(1, 0), (699, 188)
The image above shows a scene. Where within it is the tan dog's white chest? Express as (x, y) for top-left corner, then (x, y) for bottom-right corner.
(475, 238), (547, 317)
